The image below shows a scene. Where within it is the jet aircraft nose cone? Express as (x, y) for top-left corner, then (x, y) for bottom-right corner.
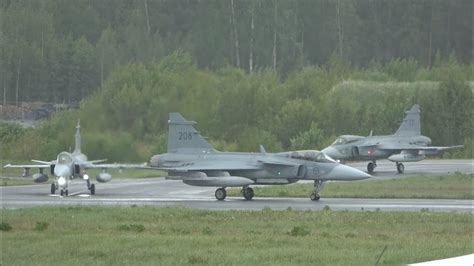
(54, 164), (72, 177)
(328, 164), (371, 180)
(322, 146), (343, 159)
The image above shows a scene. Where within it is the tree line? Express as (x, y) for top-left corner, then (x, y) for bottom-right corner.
(1, 52), (472, 161)
(1, 0), (472, 105)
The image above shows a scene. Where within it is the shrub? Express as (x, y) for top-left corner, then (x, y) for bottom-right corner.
(117, 224), (145, 232)
(345, 232), (356, 238)
(188, 255), (208, 264)
(289, 226), (310, 237)
(321, 232), (331, 238)
(0, 222), (12, 231)
(202, 226), (213, 235)
(35, 221), (49, 231)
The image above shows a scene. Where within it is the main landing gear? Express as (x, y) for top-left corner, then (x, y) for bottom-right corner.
(310, 180), (326, 201)
(214, 186), (255, 201)
(86, 178), (96, 195)
(241, 186), (254, 200)
(367, 160), (377, 174)
(396, 162), (405, 174)
(215, 188), (227, 200)
(367, 160), (405, 174)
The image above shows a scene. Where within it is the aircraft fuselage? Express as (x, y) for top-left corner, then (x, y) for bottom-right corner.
(151, 151), (370, 185)
(322, 134), (431, 161)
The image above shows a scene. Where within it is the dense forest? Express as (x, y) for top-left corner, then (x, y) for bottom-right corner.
(0, 0), (472, 104)
(1, 52), (472, 161)
(0, 0), (472, 162)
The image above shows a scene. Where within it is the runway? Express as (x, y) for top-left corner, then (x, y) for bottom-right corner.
(1, 159), (472, 212)
(0, 160), (474, 213)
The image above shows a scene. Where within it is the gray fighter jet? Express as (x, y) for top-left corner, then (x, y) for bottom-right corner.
(4, 120), (139, 196)
(322, 104), (463, 174)
(148, 113), (371, 201)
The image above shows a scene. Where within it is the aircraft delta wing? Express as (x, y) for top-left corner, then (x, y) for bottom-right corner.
(5, 160), (57, 181)
(375, 143), (464, 152)
(147, 112), (371, 201)
(7, 158), (112, 171)
(322, 104), (463, 174)
(4, 120), (143, 196)
(152, 155), (298, 172)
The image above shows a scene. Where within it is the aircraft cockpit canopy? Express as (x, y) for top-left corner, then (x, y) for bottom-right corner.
(57, 152), (73, 164)
(332, 135), (364, 145)
(279, 150), (337, 163)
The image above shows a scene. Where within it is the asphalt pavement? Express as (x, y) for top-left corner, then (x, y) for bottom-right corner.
(1, 159), (472, 212)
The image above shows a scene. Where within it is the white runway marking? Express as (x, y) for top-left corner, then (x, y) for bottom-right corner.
(168, 190), (213, 195)
(69, 190), (89, 196)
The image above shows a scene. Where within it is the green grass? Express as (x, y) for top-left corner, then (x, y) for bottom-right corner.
(228, 174), (474, 199)
(1, 206), (471, 265)
(0, 177), (38, 186)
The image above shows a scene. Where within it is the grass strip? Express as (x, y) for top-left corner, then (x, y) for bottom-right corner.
(228, 174), (474, 199)
(1, 206), (471, 265)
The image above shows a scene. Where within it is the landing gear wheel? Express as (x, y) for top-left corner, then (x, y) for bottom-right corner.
(311, 180), (325, 201)
(310, 192), (320, 201)
(367, 162), (376, 173)
(90, 184), (95, 195)
(215, 188), (226, 200)
(396, 162), (404, 174)
(50, 183), (56, 194)
(243, 187), (254, 200)
(60, 190), (64, 196)
(65, 190), (68, 196)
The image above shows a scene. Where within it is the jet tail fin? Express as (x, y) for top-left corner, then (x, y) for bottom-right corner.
(73, 119), (81, 153)
(259, 145), (266, 155)
(167, 113), (215, 153)
(394, 104), (421, 136)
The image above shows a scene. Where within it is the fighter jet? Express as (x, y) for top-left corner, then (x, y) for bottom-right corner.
(322, 104), (463, 174)
(4, 120), (138, 196)
(147, 113), (371, 201)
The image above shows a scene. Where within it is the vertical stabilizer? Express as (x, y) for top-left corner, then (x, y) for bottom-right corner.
(394, 104), (421, 136)
(259, 145), (266, 155)
(74, 119), (81, 153)
(167, 113), (215, 153)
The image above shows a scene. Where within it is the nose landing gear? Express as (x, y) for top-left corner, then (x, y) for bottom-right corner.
(60, 189), (68, 196)
(310, 180), (326, 201)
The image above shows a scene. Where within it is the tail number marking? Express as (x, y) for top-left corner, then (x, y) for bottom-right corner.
(178, 132), (193, 141)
